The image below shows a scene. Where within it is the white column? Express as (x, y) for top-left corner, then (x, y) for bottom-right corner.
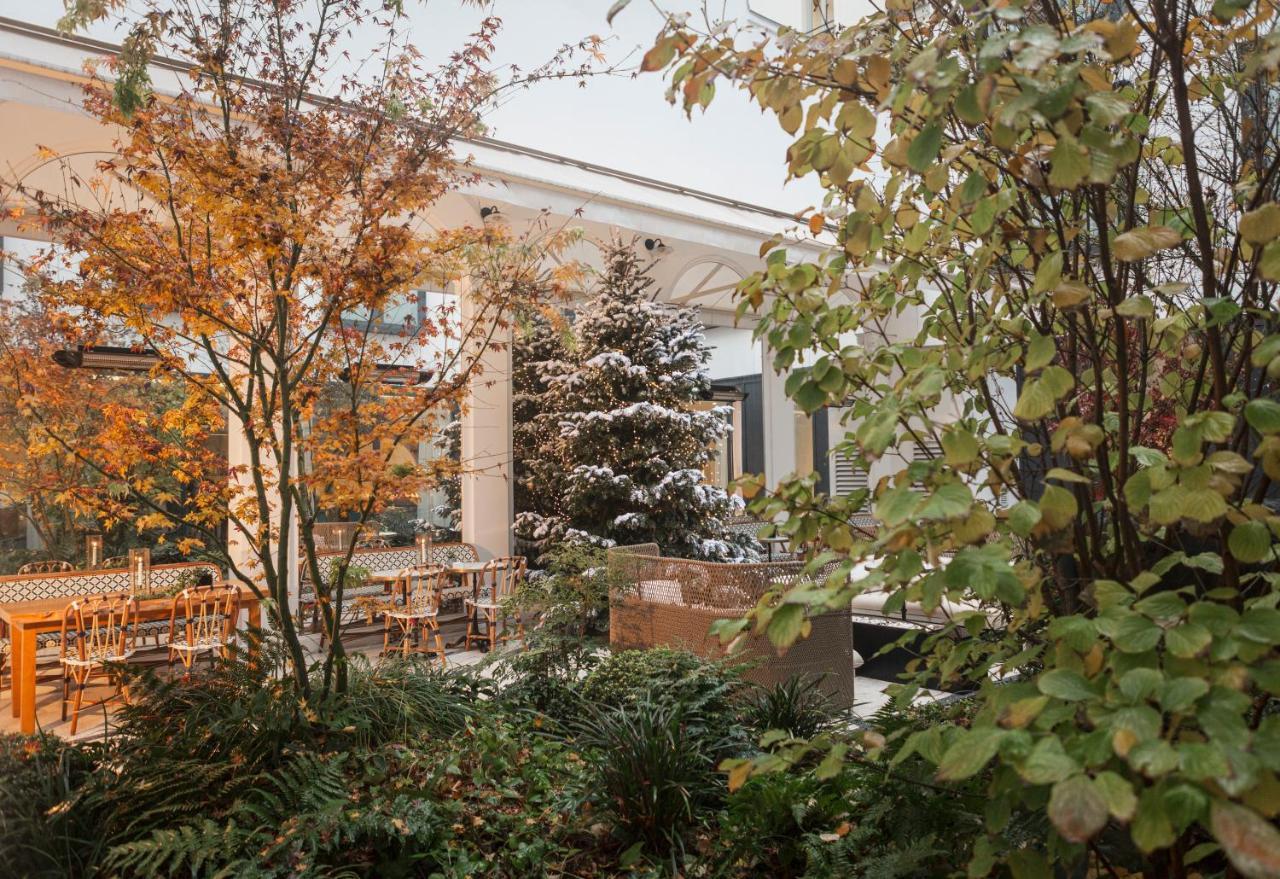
(225, 408), (298, 620)
(459, 289), (514, 561)
(761, 344), (798, 489)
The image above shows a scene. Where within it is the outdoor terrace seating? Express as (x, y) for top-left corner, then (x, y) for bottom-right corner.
(297, 541), (481, 635)
(606, 543), (857, 709)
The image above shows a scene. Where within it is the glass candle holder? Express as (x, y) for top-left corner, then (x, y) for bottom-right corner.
(416, 531), (433, 565)
(85, 533), (103, 569)
(128, 547), (151, 595)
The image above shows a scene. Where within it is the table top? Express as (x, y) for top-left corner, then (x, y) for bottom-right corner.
(0, 584), (260, 626)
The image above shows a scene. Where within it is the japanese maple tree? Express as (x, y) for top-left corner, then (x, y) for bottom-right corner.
(7, 0), (584, 696)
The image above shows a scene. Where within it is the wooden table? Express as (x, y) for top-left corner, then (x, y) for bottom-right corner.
(1, 587), (262, 735)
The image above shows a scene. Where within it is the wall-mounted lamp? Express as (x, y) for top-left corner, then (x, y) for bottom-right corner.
(644, 237), (671, 255)
(479, 205), (504, 228)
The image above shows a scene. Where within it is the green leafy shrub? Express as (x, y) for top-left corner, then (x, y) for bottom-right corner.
(512, 542), (615, 638)
(633, 3), (1280, 874)
(0, 733), (103, 878)
(491, 634), (600, 725)
(572, 698), (738, 866)
(743, 675), (838, 740)
(580, 648), (738, 711)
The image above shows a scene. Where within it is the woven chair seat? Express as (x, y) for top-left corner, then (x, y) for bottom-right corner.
(170, 633), (231, 652)
(385, 606), (439, 621)
(61, 646), (136, 667)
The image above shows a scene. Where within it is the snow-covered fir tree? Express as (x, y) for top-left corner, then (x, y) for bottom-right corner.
(512, 308), (570, 551)
(515, 241), (752, 561)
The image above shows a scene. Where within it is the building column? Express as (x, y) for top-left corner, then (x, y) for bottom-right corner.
(459, 287), (514, 561)
(761, 344), (798, 489)
(225, 409), (298, 621)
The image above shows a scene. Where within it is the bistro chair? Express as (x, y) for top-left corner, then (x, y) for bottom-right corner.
(59, 593), (137, 735)
(383, 565), (447, 666)
(99, 555), (130, 569)
(166, 584), (241, 676)
(18, 559), (74, 575)
(464, 556), (526, 652)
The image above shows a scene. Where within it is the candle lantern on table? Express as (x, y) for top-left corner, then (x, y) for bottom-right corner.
(416, 531), (434, 565)
(128, 547), (151, 595)
(85, 533), (103, 569)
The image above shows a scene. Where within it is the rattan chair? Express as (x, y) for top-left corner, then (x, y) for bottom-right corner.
(464, 556), (526, 652)
(383, 565), (447, 665)
(19, 559), (74, 575)
(166, 584), (240, 676)
(59, 593), (137, 734)
(99, 556), (130, 569)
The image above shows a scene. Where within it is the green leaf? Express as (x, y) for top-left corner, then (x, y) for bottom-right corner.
(907, 122), (944, 173)
(875, 484), (921, 526)
(1210, 801), (1280, 879)
(1115, 296), (1155, 319)
(1038, 484), (1079, 530)
(942, 428), (980, 466)
(1112, 225), (1183, 261)
(1031, 253), (1064, 295)
(1014, 366), (1074, 420)
(1260, 241), (1280, 281)
(1048, 132), (1089, 189)
(917, 483), (974, 520)
(1046, 467), (1091, 484)
(1094, 772), (1138, 822)
(1161, 677), (1210, 713)
(1240, 202), (1280, 244)
(1025, 332), (1056, 370)
(1238, 607), (1280, 645)
(1229, 521), (1273, 564)
(936, 727), (1005, 781)
(1038, 668), (1096, 701)
(1166, 623), (1213, 658)
(1048, 775), (1109, 843)
(1007, 500), (1042, 537)
(1020, 736), (1079, 784)
(1245, 399), (1280, 435)
(767, 603), (806, 648)
(1131, 788), (1175, 852)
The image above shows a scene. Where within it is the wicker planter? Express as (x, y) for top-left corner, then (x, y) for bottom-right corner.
(606, 544), (856, 709)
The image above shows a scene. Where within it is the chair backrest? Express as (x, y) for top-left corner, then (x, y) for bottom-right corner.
(60, 593), (136, 662)
(169, 584), (240, 645)
(483, 556), (526, 603)
(19, 559), (74, 575)
(397, 565), (446, 615)
(99, 556), (130, 570)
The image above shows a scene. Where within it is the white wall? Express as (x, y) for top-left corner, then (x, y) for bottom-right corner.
(704, 326), (760, 380)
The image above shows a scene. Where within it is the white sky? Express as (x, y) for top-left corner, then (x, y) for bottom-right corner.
(0, 0), (825, 212)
